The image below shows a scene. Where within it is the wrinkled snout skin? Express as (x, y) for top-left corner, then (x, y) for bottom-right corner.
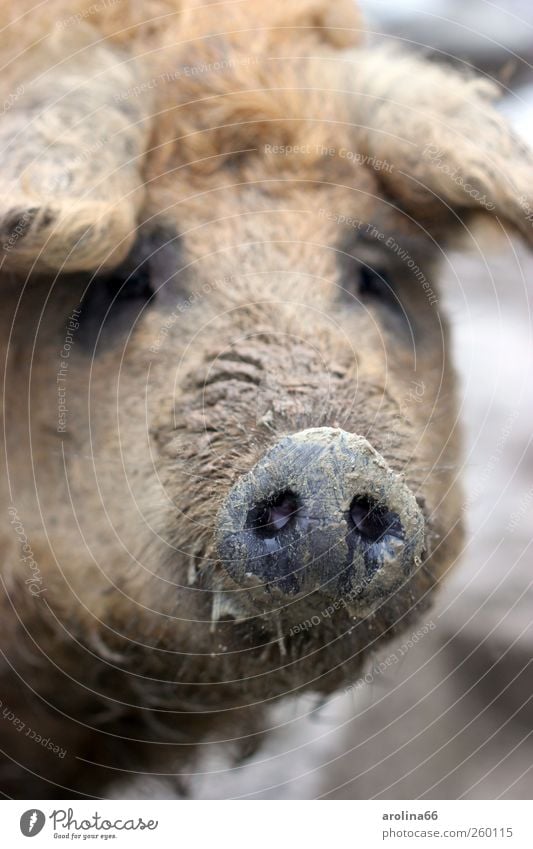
(217, 428), (426, 609)
(0, 5), (472, 798)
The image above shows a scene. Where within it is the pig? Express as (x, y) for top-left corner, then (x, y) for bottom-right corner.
(1, 0), (533, 798)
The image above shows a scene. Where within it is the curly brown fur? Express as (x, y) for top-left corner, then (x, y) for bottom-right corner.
(0, 0), (532, 799)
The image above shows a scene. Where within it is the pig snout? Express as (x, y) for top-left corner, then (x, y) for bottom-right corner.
(216, 427), (425, 609)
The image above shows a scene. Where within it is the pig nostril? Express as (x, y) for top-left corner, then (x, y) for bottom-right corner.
(349, 495), (403, 544)
(247, 491), (299, 539)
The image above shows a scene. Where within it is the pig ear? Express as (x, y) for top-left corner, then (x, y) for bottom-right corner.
(0, 30), (154, 274)
(348, 49), (533, 246)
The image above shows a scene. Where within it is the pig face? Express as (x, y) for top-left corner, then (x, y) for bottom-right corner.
(2, 4), (533, 762)
(59, 77), (461, 705)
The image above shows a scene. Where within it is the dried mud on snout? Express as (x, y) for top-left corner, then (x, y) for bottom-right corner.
(217, 427), (425, 613)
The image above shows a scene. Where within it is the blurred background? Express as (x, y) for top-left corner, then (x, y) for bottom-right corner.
(115, 0), (533, 800)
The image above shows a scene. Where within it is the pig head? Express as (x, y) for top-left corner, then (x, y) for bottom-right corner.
(1, 0), (533, 798)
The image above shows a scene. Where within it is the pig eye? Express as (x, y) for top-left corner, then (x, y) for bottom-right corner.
(106, 225), (181, 302)
(339, 264), (407, 321)
(339, 255), (401, 312)
(356, 266), (398, 307)
(105, 261), (154, 302)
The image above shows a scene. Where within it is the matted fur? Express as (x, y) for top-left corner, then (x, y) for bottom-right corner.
(0, 0), (532, 799)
